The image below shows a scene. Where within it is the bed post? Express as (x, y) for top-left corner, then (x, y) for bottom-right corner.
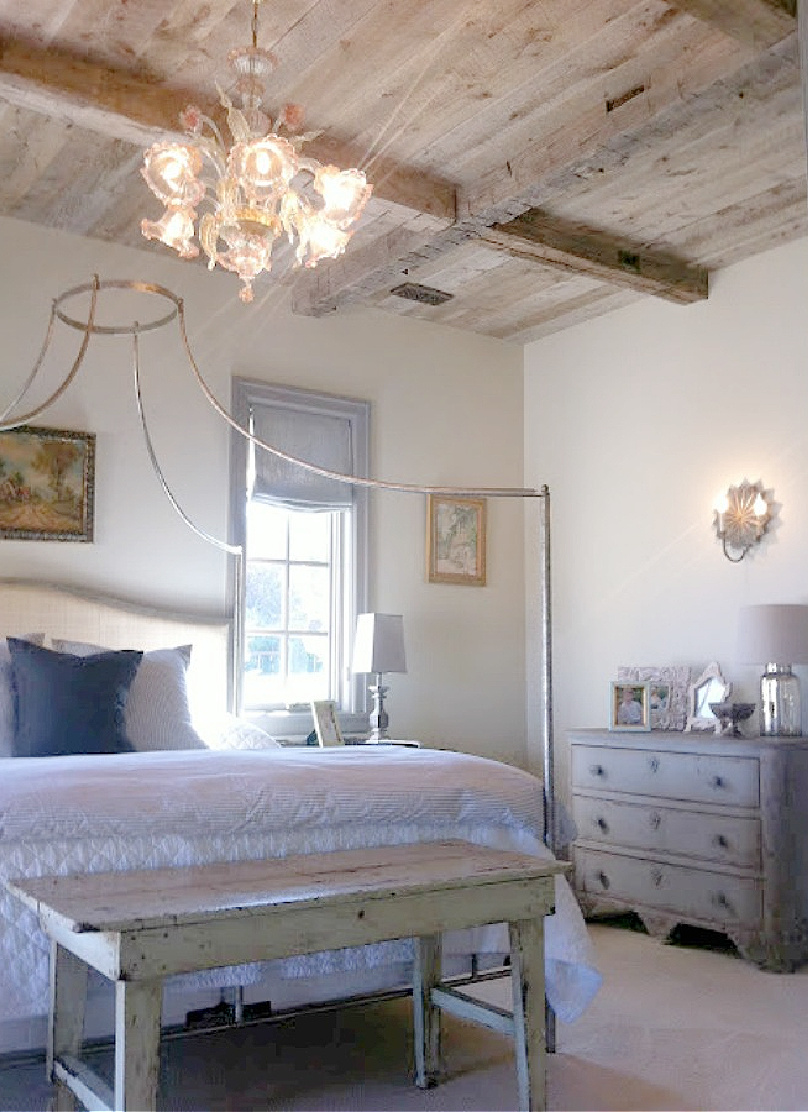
(540, 485), (555, 857)
(539, 484), (557, 1055)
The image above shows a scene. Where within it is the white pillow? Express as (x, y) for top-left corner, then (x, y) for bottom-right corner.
(0, 635), (45, 758)
(51, 640), (205, 752)
(201, 714), (282, 751)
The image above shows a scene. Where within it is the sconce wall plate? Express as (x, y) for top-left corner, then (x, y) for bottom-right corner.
(714, 479), (772, 563)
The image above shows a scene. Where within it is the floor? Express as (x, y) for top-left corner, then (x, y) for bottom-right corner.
(2, 920), (808, 1110)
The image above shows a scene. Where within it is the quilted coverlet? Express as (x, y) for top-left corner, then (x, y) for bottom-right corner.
(0, 745), (600, 1027)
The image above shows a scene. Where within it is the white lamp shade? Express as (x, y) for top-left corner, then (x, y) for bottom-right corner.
(737, 604), (808, 665)
(352, 613), (407, 675)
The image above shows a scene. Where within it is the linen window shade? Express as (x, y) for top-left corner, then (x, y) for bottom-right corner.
(250, 405), (355, 511)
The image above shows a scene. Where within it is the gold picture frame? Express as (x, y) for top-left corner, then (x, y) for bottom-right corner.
(310, 700), (344, 746)
(427, 494), (487, 586)
(609, 682), (651, 732)
(0, 425), (95, 542)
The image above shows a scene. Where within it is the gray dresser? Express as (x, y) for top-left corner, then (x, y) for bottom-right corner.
(569, 727), (808, 970)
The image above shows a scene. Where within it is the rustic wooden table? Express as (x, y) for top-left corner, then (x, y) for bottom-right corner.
(6, 841), (567, 1112)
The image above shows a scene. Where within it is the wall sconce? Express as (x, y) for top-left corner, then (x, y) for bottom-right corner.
(713, 480), (772, 563)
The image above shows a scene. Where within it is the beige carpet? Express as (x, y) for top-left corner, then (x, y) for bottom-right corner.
(3, 921), (808, 1110)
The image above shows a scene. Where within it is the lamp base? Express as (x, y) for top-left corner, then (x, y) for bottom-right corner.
(367, 680), (390, 741)
(760, 664), (802, 736)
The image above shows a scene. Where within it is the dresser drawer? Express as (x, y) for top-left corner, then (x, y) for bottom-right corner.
(572, 794), (761, 869)
(571, 744), (759, 807)
(576, 847), (762, 926)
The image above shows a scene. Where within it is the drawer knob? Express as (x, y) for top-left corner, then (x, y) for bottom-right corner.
(651, 867), (664, 888)
(596, 870), (610, 890)
(712, 891), (735, 914)
(649, 757), (660, 773)
(714, 833), (730, 849)
(650, 812), (662, 830)
(590, 764), (606, 778)
(596, 817), (609, 833)
(710, 774), (725, 790)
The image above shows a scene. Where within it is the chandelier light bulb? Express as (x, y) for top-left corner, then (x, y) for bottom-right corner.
(140, 1), (371, 302)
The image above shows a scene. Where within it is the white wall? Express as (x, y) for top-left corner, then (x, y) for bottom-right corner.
(524, 236), (808, 802)
(0, 216), (526, 762)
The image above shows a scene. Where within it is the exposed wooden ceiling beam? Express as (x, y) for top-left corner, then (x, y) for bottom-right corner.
(298, 35), (796, 317)
(480, 213), (708, 304)
(0, 36), (456, 223)
(665, 1), (796, 49)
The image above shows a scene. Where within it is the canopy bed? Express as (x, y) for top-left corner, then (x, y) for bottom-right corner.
(0, 281), (599, 1073)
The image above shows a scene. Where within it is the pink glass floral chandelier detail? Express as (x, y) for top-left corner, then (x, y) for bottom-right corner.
(141, 0), (372, 303)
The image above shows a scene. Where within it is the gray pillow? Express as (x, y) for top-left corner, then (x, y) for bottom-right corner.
(8, 639), (142, 757)
(51, 640), (206, 751)
(0, 635), (45, 758)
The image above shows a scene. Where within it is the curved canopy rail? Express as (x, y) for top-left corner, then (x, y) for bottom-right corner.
(0, 276), (555, 858)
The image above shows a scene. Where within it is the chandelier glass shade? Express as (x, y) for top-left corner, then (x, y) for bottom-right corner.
(140, 3), (372, 303)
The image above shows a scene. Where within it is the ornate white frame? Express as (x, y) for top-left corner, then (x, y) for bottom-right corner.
(684, 662), (732, 733)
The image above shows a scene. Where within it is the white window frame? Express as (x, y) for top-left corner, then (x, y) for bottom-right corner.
(230, 378), (369, 740)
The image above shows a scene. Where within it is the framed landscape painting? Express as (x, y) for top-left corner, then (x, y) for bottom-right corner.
(0, 426), (95, 542)
(427, 494), (487, 586)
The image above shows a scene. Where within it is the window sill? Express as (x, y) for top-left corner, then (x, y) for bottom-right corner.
(245, 709), (369, 743)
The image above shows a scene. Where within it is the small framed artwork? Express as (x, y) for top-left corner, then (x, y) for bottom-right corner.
(609, 682), (651, 731)
(310, 700), (344, 746)
(0, 425), (95, 542)
(617, 665), (691, 730)
(427, 494), (487, 586)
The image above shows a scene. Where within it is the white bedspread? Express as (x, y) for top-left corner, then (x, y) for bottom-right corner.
(0, 746), (600, 1026)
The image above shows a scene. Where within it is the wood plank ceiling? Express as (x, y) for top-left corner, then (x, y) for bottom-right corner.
(0, 0), (802, 342)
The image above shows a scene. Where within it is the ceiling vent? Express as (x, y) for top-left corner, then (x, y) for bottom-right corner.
(390, 282), (454, 306)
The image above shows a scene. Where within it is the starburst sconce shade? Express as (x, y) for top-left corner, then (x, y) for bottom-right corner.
(140, 0), (372, 303)
(713, 480), (772, 562)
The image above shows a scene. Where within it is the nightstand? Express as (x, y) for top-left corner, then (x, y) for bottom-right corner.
(569, 727), (808, 971)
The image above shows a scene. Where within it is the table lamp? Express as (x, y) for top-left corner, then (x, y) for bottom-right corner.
(737, 604), (808, 736)
(352, 613), (407, 741)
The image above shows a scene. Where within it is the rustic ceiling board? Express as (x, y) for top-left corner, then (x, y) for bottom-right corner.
(510, 289), (641, 343)
(0, 107), (71, 212)
(466, 29), (799, 227)
(444, 5), (748, 186)
(549, 75), (805, 247)
(481, 213), (708, 302)
(665, 0), (796, 48)
(343, 0), (641, 171)
(456, 18), (755, 221)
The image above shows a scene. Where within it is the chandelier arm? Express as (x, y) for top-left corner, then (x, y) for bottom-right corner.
(131, 330), (242, 557)
(175, 305), (540, 500)
(0, 276), (99, 431)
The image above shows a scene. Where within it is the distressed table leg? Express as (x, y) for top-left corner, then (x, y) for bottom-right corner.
(48, 941), (88, 1112)
(413, 933), (441, 1088)
(114, 979), (163, 1112)
(509, 918), (547, 1112)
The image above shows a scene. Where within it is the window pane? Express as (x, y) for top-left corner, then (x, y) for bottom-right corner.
(243, 634), (283, 707)
(245, 563), (284, 628)
(289, 565), (330, 631)
(286, 635), (329, 703)
(247, 502), (287, 560)
(289, 512), (331, 562)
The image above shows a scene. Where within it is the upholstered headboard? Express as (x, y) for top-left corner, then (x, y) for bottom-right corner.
(0, 579), (232, 721)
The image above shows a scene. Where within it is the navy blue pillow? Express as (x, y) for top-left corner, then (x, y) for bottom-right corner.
(8, 639), (143, 758)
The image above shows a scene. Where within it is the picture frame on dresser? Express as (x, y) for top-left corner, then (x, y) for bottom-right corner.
(609, 682), (651, 731)
(617, 665), (691, 730)
(684, 661), (731, 733)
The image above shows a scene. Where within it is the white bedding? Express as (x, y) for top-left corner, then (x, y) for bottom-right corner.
(0, 745), (600, 1035)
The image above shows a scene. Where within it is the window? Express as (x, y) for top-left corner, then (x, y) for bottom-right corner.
(230, 380), (369, 736)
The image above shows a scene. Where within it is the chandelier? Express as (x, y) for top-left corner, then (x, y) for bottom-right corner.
(140, 0), (372, 303)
